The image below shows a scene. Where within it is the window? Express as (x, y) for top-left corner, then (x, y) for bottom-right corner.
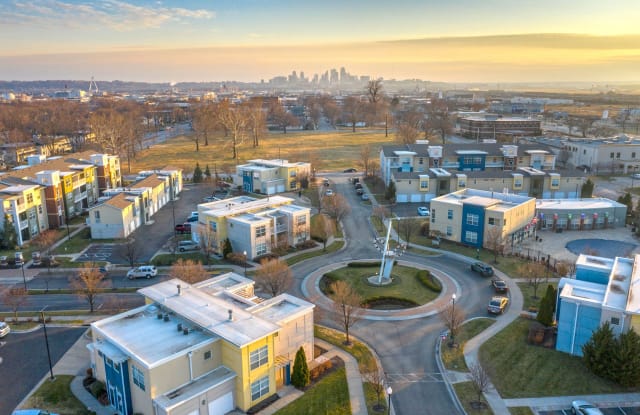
(466, 214), (479, 226)
(418, 157), (424, 165)
(297, 216), (307, 225)
(290, 180), (297, 189)
(488, 217), (495, 225)
(255, 225), (266, 237)
(38, 206), (43, 214)
(420, 181), (428, 189)
(464, 231), (478, 244)
(446, 226), (452, 236)
(633, 152), (637, 158)
(250, 346), (268, 370)
(256, 242), (267, 256)
(611, 317), (620, 326)
(616, 152), (621, 159)
(26, 194), (33, 203)
(289, 170), (297, 177)
(210, 222), (217, 232)
(251, 376), (270, 401)
(447, 209), (453, 220)
(551, 178), (560, 187)
(610, 152), (614, 159)
(132, 365), (145, 391)
(204, 350), (212, 360)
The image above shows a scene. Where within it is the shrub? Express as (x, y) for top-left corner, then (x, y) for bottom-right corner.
(296, 240), (317, 250)
(90, 380), (106, 398)
(291, 347), (310, 389)
(415, 270), (442, 292)
(348, 261), (382, 268)
(222, 238), (232, 258)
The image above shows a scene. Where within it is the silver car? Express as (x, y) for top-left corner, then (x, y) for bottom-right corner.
(0, 321), (10, 338)
(571, 400), (603, 415)
(178, 240), (199, 252)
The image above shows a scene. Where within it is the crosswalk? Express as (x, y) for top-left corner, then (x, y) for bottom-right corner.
(385, 372), (445, 383)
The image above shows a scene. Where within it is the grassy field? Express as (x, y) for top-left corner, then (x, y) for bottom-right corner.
(441, 318), (495, 371)
(518, 281), (557, 311)
(23, 375), (94, 415)
(129, 129), (395, 174)
(322, 264), (440, 306)
(479, 318), (637, 398)
(454, 381), (493, 415)
(273, 367), (350, 415)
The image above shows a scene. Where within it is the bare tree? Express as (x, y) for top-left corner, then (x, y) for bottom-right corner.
(268, 102), (298, 134)
(557, 148), (571, 168)
(469, 363), (491, 405)
(123, 237), (139, 268)
(197, 223), (218, 266)
(217, 100), (248, 159)
(321, 99), (340, 128)
(363, 364), (386, 411)
(342, 96), (364, 132)
(169, 258), (208, 284)
(323, 193), (351, 223)
(395, 123), (420, 144)
(331, 280), (365, 345)
(244, 99), (267, 147)
(360, 143), (373, 177)
(425, 99), (453, 144)
(484, 226), (504, 264)
(191, 102), (217, 150)
(70, 264), (109, 313)
(1, 287), (27, 322)
(440, 301), (465, 347)
(576, 117), (595, 138)
(254, 258), (293, 297)
(310, 214), (334, 250)
(31, 230), (58, 274)
(398, 218), (421, 245)
(519, 262), (547, 299)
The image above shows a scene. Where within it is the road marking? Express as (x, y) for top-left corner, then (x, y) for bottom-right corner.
(386, 373), (445, 383)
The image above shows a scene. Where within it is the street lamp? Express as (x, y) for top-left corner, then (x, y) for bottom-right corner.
(21, 261), (26, 291)
(386, 386), (393, 415)
(171, 198), (177, 236)
(41, 306), (54, 381)
(243, 250), (247, 277)
(450, 293), (457, 347)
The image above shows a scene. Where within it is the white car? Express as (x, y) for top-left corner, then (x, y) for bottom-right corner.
(127, 265), (158, 279)
(417, 206), (430, 216)
(178, 240), (199, 252)
(361, 193), (370, 201)
(571, 400), (603, 415)
(325, 189), (334, 196)
(633, 173), (640, 179)
(0, 321), (10, 338)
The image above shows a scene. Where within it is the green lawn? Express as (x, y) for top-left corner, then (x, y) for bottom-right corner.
(364, 381), (388, 414)
(151, 252), (221, 266)
(370, 216), (385, 236)
(52, 227), (95, 255)
(510, 408), (535, 415)
(273, 367), (350, 415)
(441, 318), (495, 371)
(23, 375), (94, 415)
(286, 240), (344, 266)
(517, 281), (557, 311)
(479, 318), (637, 398)
(453, 381), (493, 415)
(321, 264), (440, 306)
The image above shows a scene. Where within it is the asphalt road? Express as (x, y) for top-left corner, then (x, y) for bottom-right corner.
(292, 174), (493, 415)
(0, 326), (86, 415)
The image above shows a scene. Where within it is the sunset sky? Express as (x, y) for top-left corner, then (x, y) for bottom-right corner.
(1, 0), (639, 83)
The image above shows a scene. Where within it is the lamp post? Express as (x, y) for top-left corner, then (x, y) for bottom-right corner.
(243, 250), (247, 277)
(450, 293), (457, 347)
(21, 261), (26, 291)
(41, 306), (54, 381)
(386, 386), (393, 415)
(171, 198), (177, 236)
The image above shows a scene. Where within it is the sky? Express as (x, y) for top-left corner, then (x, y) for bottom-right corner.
(1, 0), (640, 84)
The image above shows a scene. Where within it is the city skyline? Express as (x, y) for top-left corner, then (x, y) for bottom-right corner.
(1, 0), (639, 83)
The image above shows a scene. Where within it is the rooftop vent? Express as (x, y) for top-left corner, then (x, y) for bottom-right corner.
(177, 323), (183, 332)
(183, 327), (189, 335)
(177, 284), (181, 296)
(228, 309), (233, 322)
(163, 314), (170, 322)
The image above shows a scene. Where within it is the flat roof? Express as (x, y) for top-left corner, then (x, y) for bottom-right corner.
(536, 198), (626, 210)
(154, 365), (236, 411)
(604, 257), (633, 311)
(199, 195), (293, 218)
(249, 293), (315, 324)
(559, 278), (606, 305)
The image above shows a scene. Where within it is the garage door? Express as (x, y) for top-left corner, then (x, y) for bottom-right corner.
(396, 194), (408, 203)
(410, 194), (421, 202)
(277, 184), (285, 193)
(208, 392), (234, 415)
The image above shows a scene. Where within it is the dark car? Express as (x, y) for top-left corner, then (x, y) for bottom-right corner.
(471, 261), (494, 277)
(343, 168), (357, 173)
(175, 223), (192, 234)
(356, 188), (364, 195)
(491, 277), (508, 293)
(487, 296), (509, 314)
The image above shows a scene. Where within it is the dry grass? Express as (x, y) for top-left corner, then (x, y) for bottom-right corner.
(128, 130), (395, 173)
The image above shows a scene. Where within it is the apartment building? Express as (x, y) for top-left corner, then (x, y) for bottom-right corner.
(561, 134), (640, 174)
(535, 198), (627, 231)
(88, 273), (314, 415)
(235, 159), (311, 195)
(0, 179), (49, 246)
(193, 196), (310, 260)
(380, 143), (586, 202)
(429, 188), (536, 249)
(458, 115), (542, 140)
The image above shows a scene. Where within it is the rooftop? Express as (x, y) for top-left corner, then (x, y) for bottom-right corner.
(560, 278), (606, 306)
(199, 195), (294, 218)
(536, 198), (626, 210)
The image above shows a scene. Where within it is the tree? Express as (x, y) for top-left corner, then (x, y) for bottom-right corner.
(323, 193), (351, 224)
(617, 192), (633, 213)
(576, 117), (595, 138)
(424, 99), (453, 144)
(268, 102), (298, 134)
(360, 143), (373, 177)
(557, 148), (571, 168)
(222, 238), (233, 258)
(536, 284), (556, 326)
(193, 163), (203, 183)
(342, 96), (364, 132)
(395, 123), (420, 144)
(363, 364), (386, 411)
(398, 218), (421, 245)
(191, 102), (217, 150)
(254, 258), (293, 297)
(70, 263), (109, 313)
(440, 301), (465, 346)
(123, 237), (139, 268)
(385, 181), (396, 203)
(581, 179), (594, 198)
(217, 100), (248, 159)
(469, 363), (491, 405)
(321, 100), (340, 128)
(1, 286), (27, 322)
(1, 214), (18, 249)
(204, 164), (211, 181)
(169, 258), (208, 284)
(197, 223), (218, 266)
(331, 280), (365, 345)
(311, 214), (334, 250)
(582, 322), (618, 382)
(518, 262), (547, 299)
(31, 230), (58, 274)
(484, 226), (504, 264)
(244, 99), (266, 147)
(613, 329), (640, 387)
(291, 346), (310, 388)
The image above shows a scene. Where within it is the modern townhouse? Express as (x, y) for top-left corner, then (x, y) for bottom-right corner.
(193, 196), (310, 260)
(136, 166), (183, 200)
(380, 143), (586, 202)
(88, 273), (314, 415)
(0, 179), (49, 246)
(235, 159), (311, 195)
(556, 253), (640, 356)
(429, 188), (536, 249)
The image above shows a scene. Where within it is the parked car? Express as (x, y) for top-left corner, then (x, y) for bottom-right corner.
(352, 177), (360, 185)
(0, 321), (10, 337)
(354, 182), (363, 189)
(14, 251), (24, 266)
(417, 206), (430, 216)
(343, 168), (357, 173)
(491, 277), (508, 293)
(325, 189), (334, 196)
(127, 265), (158, 279)
(471, 261), (494, 277)
(356, 188), (364, 195)
(13, 410), (59, 415)
(487, 296), (509, 314)
(178, 240), (199, 252)
(175, 223), (192, 234)
(633, 173), (640, 179)
(203, 196), (219, 202)
(571, 400), (604, 414)
(186, 212), (199, 222)
(323, 178), (330, 187)
(361, 193), (370, 201)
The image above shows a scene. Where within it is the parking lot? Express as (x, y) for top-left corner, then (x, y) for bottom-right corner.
(539, 407), (640, 415)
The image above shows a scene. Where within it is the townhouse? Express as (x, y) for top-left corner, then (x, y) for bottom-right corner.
(561, 134), (640, 174)
(88, 273), (314, 415)
(380, 143), (586, 202)
(193, 196), (310, 260)
(429, 188), (536, 249)
(0, 179), (49, 246)
(235, 159), (311, 195)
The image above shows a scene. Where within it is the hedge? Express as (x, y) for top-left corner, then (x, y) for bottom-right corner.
(415, 270), (442, 292)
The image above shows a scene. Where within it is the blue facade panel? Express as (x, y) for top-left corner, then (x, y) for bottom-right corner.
(556, 300), (576, 354)
(575, 267), (610, 285)
(460, 204), (485, 247)
(458, 155), (486, 171)
(104, 357), (132, 415)
(243, 171), (253, 193)
(555, 300), (602, 356)
(574, 305), (602, 356)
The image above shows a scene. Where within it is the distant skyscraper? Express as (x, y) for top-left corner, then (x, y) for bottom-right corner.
(330, 69), (339, 84)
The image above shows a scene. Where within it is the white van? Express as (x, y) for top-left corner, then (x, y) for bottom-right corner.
(127, 265), (158, 279)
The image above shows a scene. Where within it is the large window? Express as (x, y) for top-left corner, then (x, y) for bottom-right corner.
(256, 242), (267, 256)
(26, 194), (33, 204)
(132, 365), (145, 391)
(464, 231), (478, 244)
(297, 215), (307, 225)
(447, 209), (453, 220)
(446, 226), (452, 236)
(251, 376), (270, 401)
(250, 345), (269, 370)
(255, 225), (266, 237)
(466, 213), (479, 226)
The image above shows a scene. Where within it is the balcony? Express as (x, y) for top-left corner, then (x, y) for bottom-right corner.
(74, 192), (88, 203)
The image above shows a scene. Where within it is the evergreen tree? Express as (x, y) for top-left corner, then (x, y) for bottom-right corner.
(580, 179), (594, 198)
(204, 164), (211, 181)
(291, 346), (310, 388)
(612, 329), (640, 387)
(536, 284), (556, 326)
(1, 215), (17, 249)
(222, 238), (232, 259)
(582, 322), (616, 380)
(385, 181), (396, 202)
(193, 163), (203, 183)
